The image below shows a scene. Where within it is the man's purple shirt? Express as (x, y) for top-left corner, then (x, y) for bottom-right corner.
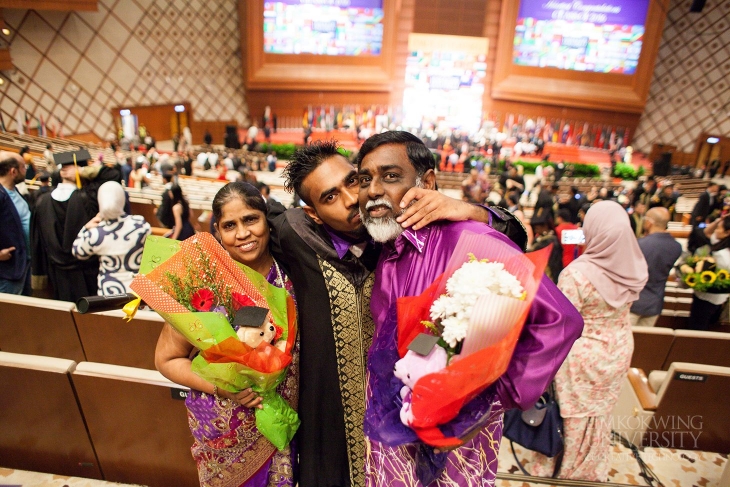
(364, 219), (583, 484)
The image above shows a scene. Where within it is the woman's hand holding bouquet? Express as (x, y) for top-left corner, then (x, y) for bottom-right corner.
(130, 233), (299, 450)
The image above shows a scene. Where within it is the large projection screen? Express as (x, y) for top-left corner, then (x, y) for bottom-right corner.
(492, 0), (668, 113)
(242, 0), (397, 92)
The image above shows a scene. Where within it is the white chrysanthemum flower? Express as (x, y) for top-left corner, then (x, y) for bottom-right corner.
(435, 260), (524, 350)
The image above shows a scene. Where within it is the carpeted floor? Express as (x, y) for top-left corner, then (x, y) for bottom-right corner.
(2, 438), (726, 487)
(498, 437), (728, 487)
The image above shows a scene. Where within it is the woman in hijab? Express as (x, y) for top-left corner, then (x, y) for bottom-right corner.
(526, 200), (648, 481)
(72, 181), (151, 295)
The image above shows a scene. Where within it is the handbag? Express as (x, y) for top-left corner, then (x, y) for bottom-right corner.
(503, 382), (563, 477)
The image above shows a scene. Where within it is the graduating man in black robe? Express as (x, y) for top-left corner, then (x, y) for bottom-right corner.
(269, 141), (498, 487)
(31, 149), (120, 302)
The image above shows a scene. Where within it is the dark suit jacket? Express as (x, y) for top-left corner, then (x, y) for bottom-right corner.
(691, 191), (714, 223)
(0, 188), (28, 280)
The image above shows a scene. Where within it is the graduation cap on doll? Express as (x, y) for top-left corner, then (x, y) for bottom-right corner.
(53, 149), (91, 167)
(408, 333), (442, 356)
(233, 306), (270, 329)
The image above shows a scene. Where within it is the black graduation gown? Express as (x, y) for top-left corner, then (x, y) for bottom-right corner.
(269, 207), (379, 487)
(31, 189), (99, 302)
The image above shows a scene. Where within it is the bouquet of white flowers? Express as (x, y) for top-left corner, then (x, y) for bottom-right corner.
(427, 255), (526, 353)
(391, 231), (550, 448)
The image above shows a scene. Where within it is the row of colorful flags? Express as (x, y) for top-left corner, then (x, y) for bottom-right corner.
(2, 108), (64, 138)
(502, 114), (629, 150)
(302, 104), (395, 131)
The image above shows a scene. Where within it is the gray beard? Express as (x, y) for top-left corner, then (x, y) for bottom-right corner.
(362, 213), (404, 243)
(360, 178), (422, 243)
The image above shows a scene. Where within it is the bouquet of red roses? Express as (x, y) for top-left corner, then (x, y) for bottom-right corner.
(130, 233), (298, 450)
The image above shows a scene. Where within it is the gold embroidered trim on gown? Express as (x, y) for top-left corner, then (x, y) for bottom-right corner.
(319, 258), (375, 487)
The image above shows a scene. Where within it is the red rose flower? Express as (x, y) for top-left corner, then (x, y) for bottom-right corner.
(232, 292), (256, 310)
(273, 324), (284, 342)
(191, 288), (215, 311)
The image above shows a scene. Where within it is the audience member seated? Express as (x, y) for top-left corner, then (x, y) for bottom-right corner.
(630, 207), (683, 327)
(524, 201), (648, 481)
(72, 181), (151, 295)
(461, 169), (479, 202)
(129, 157), (149, 189)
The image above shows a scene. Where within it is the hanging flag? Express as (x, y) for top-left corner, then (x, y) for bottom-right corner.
(40, 115), (46, 137)
(608, 127), (616, 150)
(0, 111), (6, 132)
(15, 108), (24, 135)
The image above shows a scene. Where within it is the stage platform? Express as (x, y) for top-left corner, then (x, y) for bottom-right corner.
(244, 129), (651, 169)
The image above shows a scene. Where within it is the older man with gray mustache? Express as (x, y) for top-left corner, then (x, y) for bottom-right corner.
(356, 130), (584, 487)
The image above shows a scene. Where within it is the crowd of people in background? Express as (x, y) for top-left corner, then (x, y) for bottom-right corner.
(460, 159), (729, 332)
(1, 127), (729, 486)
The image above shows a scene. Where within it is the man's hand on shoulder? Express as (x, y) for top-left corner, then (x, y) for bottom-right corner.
(396, 188), (489, 231)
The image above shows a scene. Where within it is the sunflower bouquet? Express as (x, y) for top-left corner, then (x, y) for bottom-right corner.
(677, 246), (730, 293)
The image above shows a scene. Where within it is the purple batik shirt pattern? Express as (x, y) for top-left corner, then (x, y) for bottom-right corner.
(364, 220), (584, 486)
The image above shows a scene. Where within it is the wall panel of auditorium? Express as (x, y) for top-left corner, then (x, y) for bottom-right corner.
(632, 0), (730, 154)
(0, 0), (248, 140)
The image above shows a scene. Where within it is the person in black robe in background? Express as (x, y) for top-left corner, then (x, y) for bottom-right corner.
(31, 149), (120, 302)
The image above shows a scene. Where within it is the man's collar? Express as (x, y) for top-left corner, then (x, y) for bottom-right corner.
(323, 223), (369, 260)
(391, 225), (430, 254)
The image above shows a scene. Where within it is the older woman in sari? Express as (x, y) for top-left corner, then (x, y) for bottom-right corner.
(156, 182), (298, 487)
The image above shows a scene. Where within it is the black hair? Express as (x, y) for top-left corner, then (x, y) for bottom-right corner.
(283, 139), (343, 205)
(254, 181), (271, 196)
(169, 184), (189, 217)
(557, 209), (572, 222)
(355, 131), (435, 177)
(212, 181), (266, 223)
(712, 218), (730, 252)
(19, 146), (30, 156)
(0, 155), (19, 177)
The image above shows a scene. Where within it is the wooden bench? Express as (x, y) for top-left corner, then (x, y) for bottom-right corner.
(0, 352), (102, 479)
(0, 294), (85, 362)
(72, 308), (164, 370)
(72, 362), (199, 487)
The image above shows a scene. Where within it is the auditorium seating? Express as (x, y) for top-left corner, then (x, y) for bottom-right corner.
(72, 362), (199, 487)
(630, 326), (675, 373)
(660, 329), (730, 369)
(72, 308), (164, 370)
(0, 294), (85, 362)
(612, 363), (730, 453)
(0, 352), (102, 479)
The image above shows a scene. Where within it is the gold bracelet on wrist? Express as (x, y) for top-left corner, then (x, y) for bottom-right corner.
(213, 385), (219, 397)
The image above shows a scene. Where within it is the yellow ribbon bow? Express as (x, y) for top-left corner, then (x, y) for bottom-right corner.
(122, 295), (142, 322)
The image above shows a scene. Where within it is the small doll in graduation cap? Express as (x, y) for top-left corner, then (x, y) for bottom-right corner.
(234, 305), (287, 352)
